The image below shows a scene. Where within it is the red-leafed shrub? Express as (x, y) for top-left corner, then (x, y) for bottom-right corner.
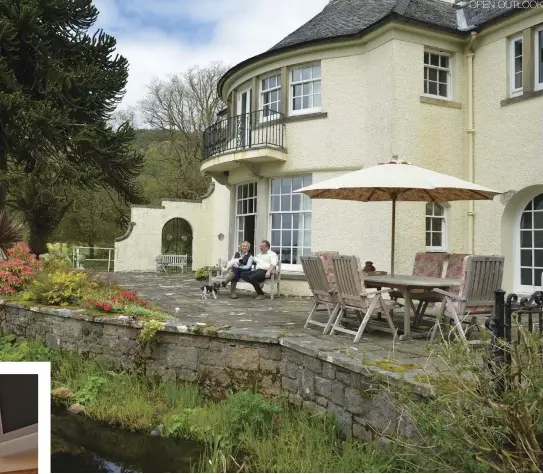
(0, 243), (42, 294)
(83, 290), (153, 314)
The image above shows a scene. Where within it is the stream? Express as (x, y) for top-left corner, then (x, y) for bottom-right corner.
(51, 406), (204, 473)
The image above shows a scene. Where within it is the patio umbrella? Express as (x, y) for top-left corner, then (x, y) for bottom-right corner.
(295, 157), (501, 275)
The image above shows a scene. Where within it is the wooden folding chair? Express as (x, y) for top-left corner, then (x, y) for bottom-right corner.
(330, 255), (396, 343)
(430, 255), (504, 341)
(300, 256), (339, 334)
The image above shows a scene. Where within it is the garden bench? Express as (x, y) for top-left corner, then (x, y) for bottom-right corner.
(156, 254), (188, 275)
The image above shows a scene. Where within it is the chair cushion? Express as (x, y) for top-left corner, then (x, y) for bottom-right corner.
(314, 251), (339, 290)
(413, 252), (445, 277)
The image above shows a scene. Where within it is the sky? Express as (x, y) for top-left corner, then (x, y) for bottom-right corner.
(93, 0), (329, 116)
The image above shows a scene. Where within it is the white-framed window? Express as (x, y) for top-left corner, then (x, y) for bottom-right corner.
(235, 183), (257, 252)
(425, 203), (447, 251)
(535, 26), (543, 91)
(423, 51), (451, 99)
(510, 35), (524, 97)
(260, 73), (281, 120)
(290, 65), (321, 115)
(518, 194), (543, 290)
(270, 176), (312, 268)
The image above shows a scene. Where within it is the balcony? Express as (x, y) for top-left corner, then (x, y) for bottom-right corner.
(201, 110), (287, 174)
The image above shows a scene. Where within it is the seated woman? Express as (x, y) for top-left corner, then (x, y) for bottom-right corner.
(222, 241), (253, 299)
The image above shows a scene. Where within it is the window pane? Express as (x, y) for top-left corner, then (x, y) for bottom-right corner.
(242, 185), (248, 198)
(281, 179), (291, 193)
(292, 194), (301, 211)
(440, 55), (449, 68)
(303, 175), (312, 187)
(521, 268), (533, 286)
(522, 249), (533, 266)
(303, 195), (312, 211)
(271, 196), (280, 212)
(293, 85), (302, 97)
(515, 39), (522, 57)
(292, 248), (300, 265)
(262, 78), (269, 90)
(293, 98), (302, 110)
(269, 76), (276, 88)
(314, 81), (321, 94)
(434, 204), (444, 216)
(424, 52), (429, 64)
(292, 229), (300, 246)
(271, 214), (281, 229)
(282, 214), (292, 229)
(515, 54), (523, 73)
(429, 82), (438, 95)
(304, 213), (312, 230)
(521, 212), (533, 229)
(535, 250), (543, 267)
(271, 179), (280, 195)
(271, 230), (280, 246)
(426, 233), (431, 246)
(438, 70), (447, 83)
(539, 31), (543, 83)
(270, 90), (277, 102)
(292, 177), (303, 191)
(439, 83), (447, 97)
(292, 69), (302, 82)
(432, 218), (443, 232)
(271, 247), (280, 255)
(312, 66), (321, 78)
(426, 217), (432, 231)
(429, 68), (438, 81)
(534, 194), (543, 210)
(242, 200), (247, 214)
(237, 201), (242, 214)
(303, 96), (309, 109)
(535, 212), (543, 230)
(535, 231), (543, 248)
(424, 81), (428, 94)
(521, 231), (532, 248)
(432, 233), (442, 247)
(313, 94), (321, 107)
(303, 83), (311, 95)
(281, 248), (291, 264)
(535, 269), (543, 287)
(515, 72), (523, 89)
(304, 230), (311, 247)
(426, 203), (433, 215)
(280, 196), (291, 213)
(292, 213), (300, 229)
(282, 231), (292, 246)
(430, 54), (439, 66)
(303, 67), (311, 80)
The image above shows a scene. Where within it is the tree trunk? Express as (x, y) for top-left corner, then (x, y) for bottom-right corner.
(28, 228), (49, 256)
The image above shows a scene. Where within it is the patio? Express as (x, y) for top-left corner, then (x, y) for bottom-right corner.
(110, 272), (456, 378)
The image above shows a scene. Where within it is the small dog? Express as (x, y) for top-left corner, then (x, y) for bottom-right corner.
(200, 284), (219, 300)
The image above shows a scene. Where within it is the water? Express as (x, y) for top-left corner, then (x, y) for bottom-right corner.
(51, 406), (204, 473)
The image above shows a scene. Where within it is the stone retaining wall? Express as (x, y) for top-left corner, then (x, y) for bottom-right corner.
(0, 303), (423, 443)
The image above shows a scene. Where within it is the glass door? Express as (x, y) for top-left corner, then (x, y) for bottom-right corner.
(236, 85), (251, 148)
(235, 183), (257, 253)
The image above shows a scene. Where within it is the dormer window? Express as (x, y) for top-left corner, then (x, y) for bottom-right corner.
(290, 64), (321, 115)
(423, 51), (451, 99)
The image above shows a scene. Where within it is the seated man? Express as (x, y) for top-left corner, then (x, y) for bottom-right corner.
(222, 241), (253, 299)
(240, 240), (278, 300)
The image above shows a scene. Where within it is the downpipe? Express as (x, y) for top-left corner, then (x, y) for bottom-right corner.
(467, 31), (477, 254)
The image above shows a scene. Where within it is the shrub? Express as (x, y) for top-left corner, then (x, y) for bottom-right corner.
(40, 243), (73, 272)
(0, 212), (22, 256)
(0, 243), (42, 294)
(224, 391), (282, 437)
(30, 271), (88, 306)
(195, 266), (210, 281)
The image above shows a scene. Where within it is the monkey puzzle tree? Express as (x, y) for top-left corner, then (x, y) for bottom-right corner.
(0, 0), (144, 254)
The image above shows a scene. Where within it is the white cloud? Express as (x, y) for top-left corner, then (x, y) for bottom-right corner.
(93, 0), (329, 112)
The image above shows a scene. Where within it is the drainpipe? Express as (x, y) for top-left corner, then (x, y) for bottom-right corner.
(467, 31), (477, 254)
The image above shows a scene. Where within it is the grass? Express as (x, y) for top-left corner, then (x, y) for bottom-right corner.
(0, 334), (419, 473)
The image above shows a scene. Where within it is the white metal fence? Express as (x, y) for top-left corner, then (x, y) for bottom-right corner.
(72, 247), (115, 272)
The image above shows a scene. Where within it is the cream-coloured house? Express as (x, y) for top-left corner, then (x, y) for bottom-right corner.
(116, 0), (543, 296)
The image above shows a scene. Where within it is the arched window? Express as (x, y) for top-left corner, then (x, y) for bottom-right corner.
(425, 203), (447, 251)
(162, 219), (192, 259)
(519, 194), (543, 289)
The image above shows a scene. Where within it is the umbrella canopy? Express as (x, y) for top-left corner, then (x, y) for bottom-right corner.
(295, 158), (501, 274)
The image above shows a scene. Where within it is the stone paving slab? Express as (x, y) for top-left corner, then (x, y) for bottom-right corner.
(110, 272), (451, 380)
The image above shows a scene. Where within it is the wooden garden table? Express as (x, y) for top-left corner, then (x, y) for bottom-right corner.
(364, 274), (460, 340)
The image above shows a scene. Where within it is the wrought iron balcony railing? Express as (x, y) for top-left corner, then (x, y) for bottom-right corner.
(202, 109), (285, 161)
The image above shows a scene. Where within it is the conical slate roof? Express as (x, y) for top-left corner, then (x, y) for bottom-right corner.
(270, 0), (520, 52)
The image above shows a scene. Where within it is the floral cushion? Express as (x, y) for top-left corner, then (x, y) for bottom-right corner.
(445, 254), (469, 279)
(339, 256), (370, 309)
(313, 251), (339, 291)
(412, 252), (445, 277)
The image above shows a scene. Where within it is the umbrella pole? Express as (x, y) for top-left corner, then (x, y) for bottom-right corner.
(391, 194), (397, 276)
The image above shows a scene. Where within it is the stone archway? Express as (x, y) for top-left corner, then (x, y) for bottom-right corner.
(161, 218), (193, 264)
